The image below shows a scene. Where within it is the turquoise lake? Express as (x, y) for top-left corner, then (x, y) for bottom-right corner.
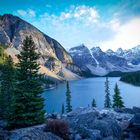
(42, 77), (140, 113)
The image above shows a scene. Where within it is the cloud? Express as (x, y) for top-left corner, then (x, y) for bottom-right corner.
(28, 9), (36, 17)
(17, 9), (36, 17)
(33, 5), (117, 49)
(35, 5), (101, 34)
(32, 4), (140, 51)
(37, 5), (99, 26)
(17, 10), (26, 16)
(100, 17), (140, 51)
(58, 5), (100, 25)
(108, 18), (120, 32)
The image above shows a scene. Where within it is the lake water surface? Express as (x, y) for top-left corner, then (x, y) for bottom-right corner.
(42, 77), (140, 113)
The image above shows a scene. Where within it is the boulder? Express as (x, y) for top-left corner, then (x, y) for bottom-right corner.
(114, 108), (134, 114)
(130, 113), (140, 126)
(74, 133), (82, 140)
(45, 113), (61, 119)
(132, 107), (140, 114)
(128, 113), (140, 138)
(6, 124), (62, 140)
(63, 107), (127, 139)
(99, 109), (134, 130)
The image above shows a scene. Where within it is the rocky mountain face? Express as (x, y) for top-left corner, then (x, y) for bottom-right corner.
(115, 45), (140, 65)
(0, 14), (81, 80)
(69, 45), (136, 76)
(69, 44), (97, 70)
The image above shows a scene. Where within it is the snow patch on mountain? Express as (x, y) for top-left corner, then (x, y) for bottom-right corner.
(89, 49), (99, 66)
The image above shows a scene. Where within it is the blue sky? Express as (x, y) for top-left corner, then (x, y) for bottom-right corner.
(0, 0), (140, 51)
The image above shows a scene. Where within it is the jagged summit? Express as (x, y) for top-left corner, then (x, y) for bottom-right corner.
(106, 49), (115, 55)
(69, 44), (97, 70)
(69, 44), (140, 76)
(91, 46), (102, 53)
(69, 44), (87, 51)
(115, 45), (140, 65)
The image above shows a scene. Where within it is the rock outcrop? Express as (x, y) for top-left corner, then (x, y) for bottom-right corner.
(63, 107), (134, 140)
(0, 125), (62, 140)
(1, 107), (140, 140)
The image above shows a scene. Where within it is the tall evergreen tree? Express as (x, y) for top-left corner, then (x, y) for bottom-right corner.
(61, 103), (64, 114)
(91, 98), (97, 107)
(66, 81), (72, 113)
(113, 83), (124, 108)
(104, 77), (111, 108)
(8, 36), (45, 129)
(0, 56), (15, 119)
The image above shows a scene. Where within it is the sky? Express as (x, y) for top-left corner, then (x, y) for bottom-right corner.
(0, 0), (140, 51)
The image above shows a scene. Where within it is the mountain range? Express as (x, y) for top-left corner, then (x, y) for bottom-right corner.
(69, 44), (140, 76)
(0, 14), (140, 79)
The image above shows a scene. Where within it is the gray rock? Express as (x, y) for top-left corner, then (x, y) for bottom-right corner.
(6, 124), (62, 140)
(114, 108), (134, 114)
(130, 113), (140, 127)
(99, 109), (133, 130)
(63, 108), (129, 139)
(90, 118), (121, 138)
(74, 134), (82, 140)
(128, 113), (140, 138)
(1, 107), (138, 140)
(85, 129), (101, 140)
(45, 113), (61, 119)
(133, 107), (140, 114)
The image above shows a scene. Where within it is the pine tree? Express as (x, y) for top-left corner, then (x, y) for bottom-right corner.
(92, 98), (97, 107)
(66, 81), (72, 113)
(8, 36), (45, 129)
(61, 103), (64, 114)
(113, 83), (124, 108)
(0, 56), (15, 119)
(104, 77), (111, 108)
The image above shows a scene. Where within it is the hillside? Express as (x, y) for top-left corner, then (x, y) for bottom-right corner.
(0, 14), (82, 81)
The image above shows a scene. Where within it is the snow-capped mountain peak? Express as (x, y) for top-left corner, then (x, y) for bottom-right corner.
(106, 49), (115, 55)
(69, 45), (134, 76)
(116, 45), (140, 65)
(91, 46), (102, 54)
(116, 48), (124, 56)
(69, 44), (90, 56)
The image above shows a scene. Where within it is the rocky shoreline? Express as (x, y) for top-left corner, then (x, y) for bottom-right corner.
(0, 107), (140, 140)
